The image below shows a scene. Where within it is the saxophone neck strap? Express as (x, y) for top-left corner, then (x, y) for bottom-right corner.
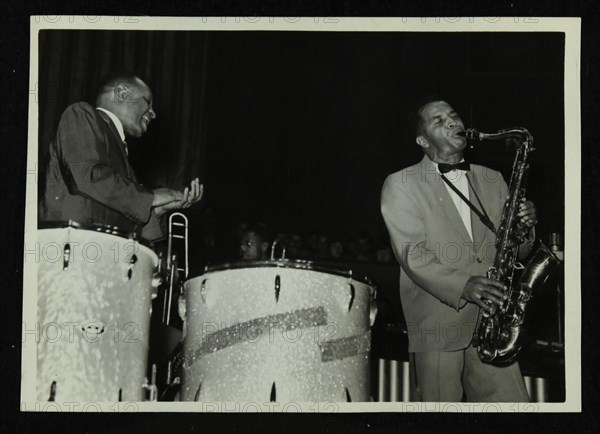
(440, 174), (497, 235)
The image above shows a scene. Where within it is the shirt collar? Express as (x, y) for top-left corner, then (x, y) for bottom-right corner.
(96, 107), (126, 142)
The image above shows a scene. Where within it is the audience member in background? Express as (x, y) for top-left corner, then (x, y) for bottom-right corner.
(355, 232), (374, 261)
(376, 234), (394, 263)
(307, 233), (319, 258)
(287, 233), (309, 259)
(239, 225), (271, 261)
(315, 234), (331, 260)
(328, 240), (345, 260)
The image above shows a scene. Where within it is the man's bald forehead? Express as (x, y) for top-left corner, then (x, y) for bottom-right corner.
(97, 72), (149, 97)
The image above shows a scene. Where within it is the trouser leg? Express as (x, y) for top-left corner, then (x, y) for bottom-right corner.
(462, 345), (530, 402)
(409, 351), (464, 402)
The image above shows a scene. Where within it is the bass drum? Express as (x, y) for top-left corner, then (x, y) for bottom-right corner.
(36, 225), (158, 402)
(180, 260), (377, 402)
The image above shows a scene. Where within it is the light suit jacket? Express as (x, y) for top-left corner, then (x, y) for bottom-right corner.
(381, 154), (511, 352)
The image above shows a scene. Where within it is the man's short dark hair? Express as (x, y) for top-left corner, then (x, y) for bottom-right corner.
(96, 71), (143, 99)
(241, 223), (272, 244)
(413, 94), (468, 138)
(413, 94), (445, 138)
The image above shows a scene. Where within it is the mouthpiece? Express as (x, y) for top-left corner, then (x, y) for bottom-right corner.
(458, 129), (482, 140)
(459, 127), (532, 143)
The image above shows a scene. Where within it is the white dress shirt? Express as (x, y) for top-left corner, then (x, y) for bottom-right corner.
(96, 107), (127, 154)
(433, 161), (473, 241)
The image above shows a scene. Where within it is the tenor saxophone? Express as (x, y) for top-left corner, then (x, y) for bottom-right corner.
(464, 127), (561, 365)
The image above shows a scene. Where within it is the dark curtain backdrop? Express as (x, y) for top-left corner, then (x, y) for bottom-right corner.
(37, 31), (565, 250)
(38, 30), (208, 190)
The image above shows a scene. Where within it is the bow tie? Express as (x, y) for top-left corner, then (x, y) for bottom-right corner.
(438, 161), (470, 174)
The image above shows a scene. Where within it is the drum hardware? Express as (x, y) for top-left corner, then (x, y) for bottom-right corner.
(167, 212), (189, 279)
(162, 213), (189, 325)
(48, 381), (56, 401)
(369, 290), (378, 327)
(153, 251), (164, 300)
(549, 233), (564, 346)
(194, 383), (202, 401)
(82, 321), (105, 337)
(62, 243), (70, 270)
(159, 376), (181, 401)
(151, 275), (162, 300)
(274, 275), (281, 302)
(142, 364), (158, 401)
(345, 387), (351, 402)
(200, 279), (207, 304)
(270, 240), (286, 260)
(270, 382), (276, 402)
(126, 253), (138, 281)
(158, 342), (185, 401)
(154, 214), (189, 400)
(348, 282), (355, 311)
(162, 258), (177, 324)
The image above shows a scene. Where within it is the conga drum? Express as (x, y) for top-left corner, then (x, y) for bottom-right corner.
(36, 223), (159, 401)
(180, 260), (377, 402)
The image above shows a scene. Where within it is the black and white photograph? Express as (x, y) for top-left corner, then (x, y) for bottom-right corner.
(21, 17), (580, 412)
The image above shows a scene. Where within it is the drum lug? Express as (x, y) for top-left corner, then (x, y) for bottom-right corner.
(82, 320), (105, 337)
(274, 275), (281, 302)
(348, 282), (355, 312)
(200, 279), (207, 304)
(270, 381), (277, 402)
(62, 243), (70, 270)
(369, 289), (378, 327)
(48, 381), (57, 401)
(345, 386), (352, 402)
(194, 382), (202, 401)
(126, 254), (138, 280)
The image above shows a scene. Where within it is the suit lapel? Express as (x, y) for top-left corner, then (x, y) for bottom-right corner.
(422, 156), (473, 244)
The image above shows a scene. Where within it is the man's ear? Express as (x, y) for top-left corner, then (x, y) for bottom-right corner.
(114, 82), (134, 102)
(416, 136), (428, 149)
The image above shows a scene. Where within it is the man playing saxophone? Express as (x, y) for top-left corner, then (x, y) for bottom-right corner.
(381, 98), (537, 402)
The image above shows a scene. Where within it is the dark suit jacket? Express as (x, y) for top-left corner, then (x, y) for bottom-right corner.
(381, 155), (510, 352)
(39, 102), (162, 241)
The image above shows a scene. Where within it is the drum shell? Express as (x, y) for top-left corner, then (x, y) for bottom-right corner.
(36, 228), (158, 402)
(181, 265), (375, 402)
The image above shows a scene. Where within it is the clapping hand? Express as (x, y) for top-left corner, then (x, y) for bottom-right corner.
(178, 178), (203, 209)
(154, 178), (204, 216)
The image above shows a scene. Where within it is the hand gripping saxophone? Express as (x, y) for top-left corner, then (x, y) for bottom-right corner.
(462, 128), (561, 365)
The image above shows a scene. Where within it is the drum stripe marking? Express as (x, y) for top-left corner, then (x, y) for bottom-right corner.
(185, 306), (328, 366)
(319, 331), (371, 362)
